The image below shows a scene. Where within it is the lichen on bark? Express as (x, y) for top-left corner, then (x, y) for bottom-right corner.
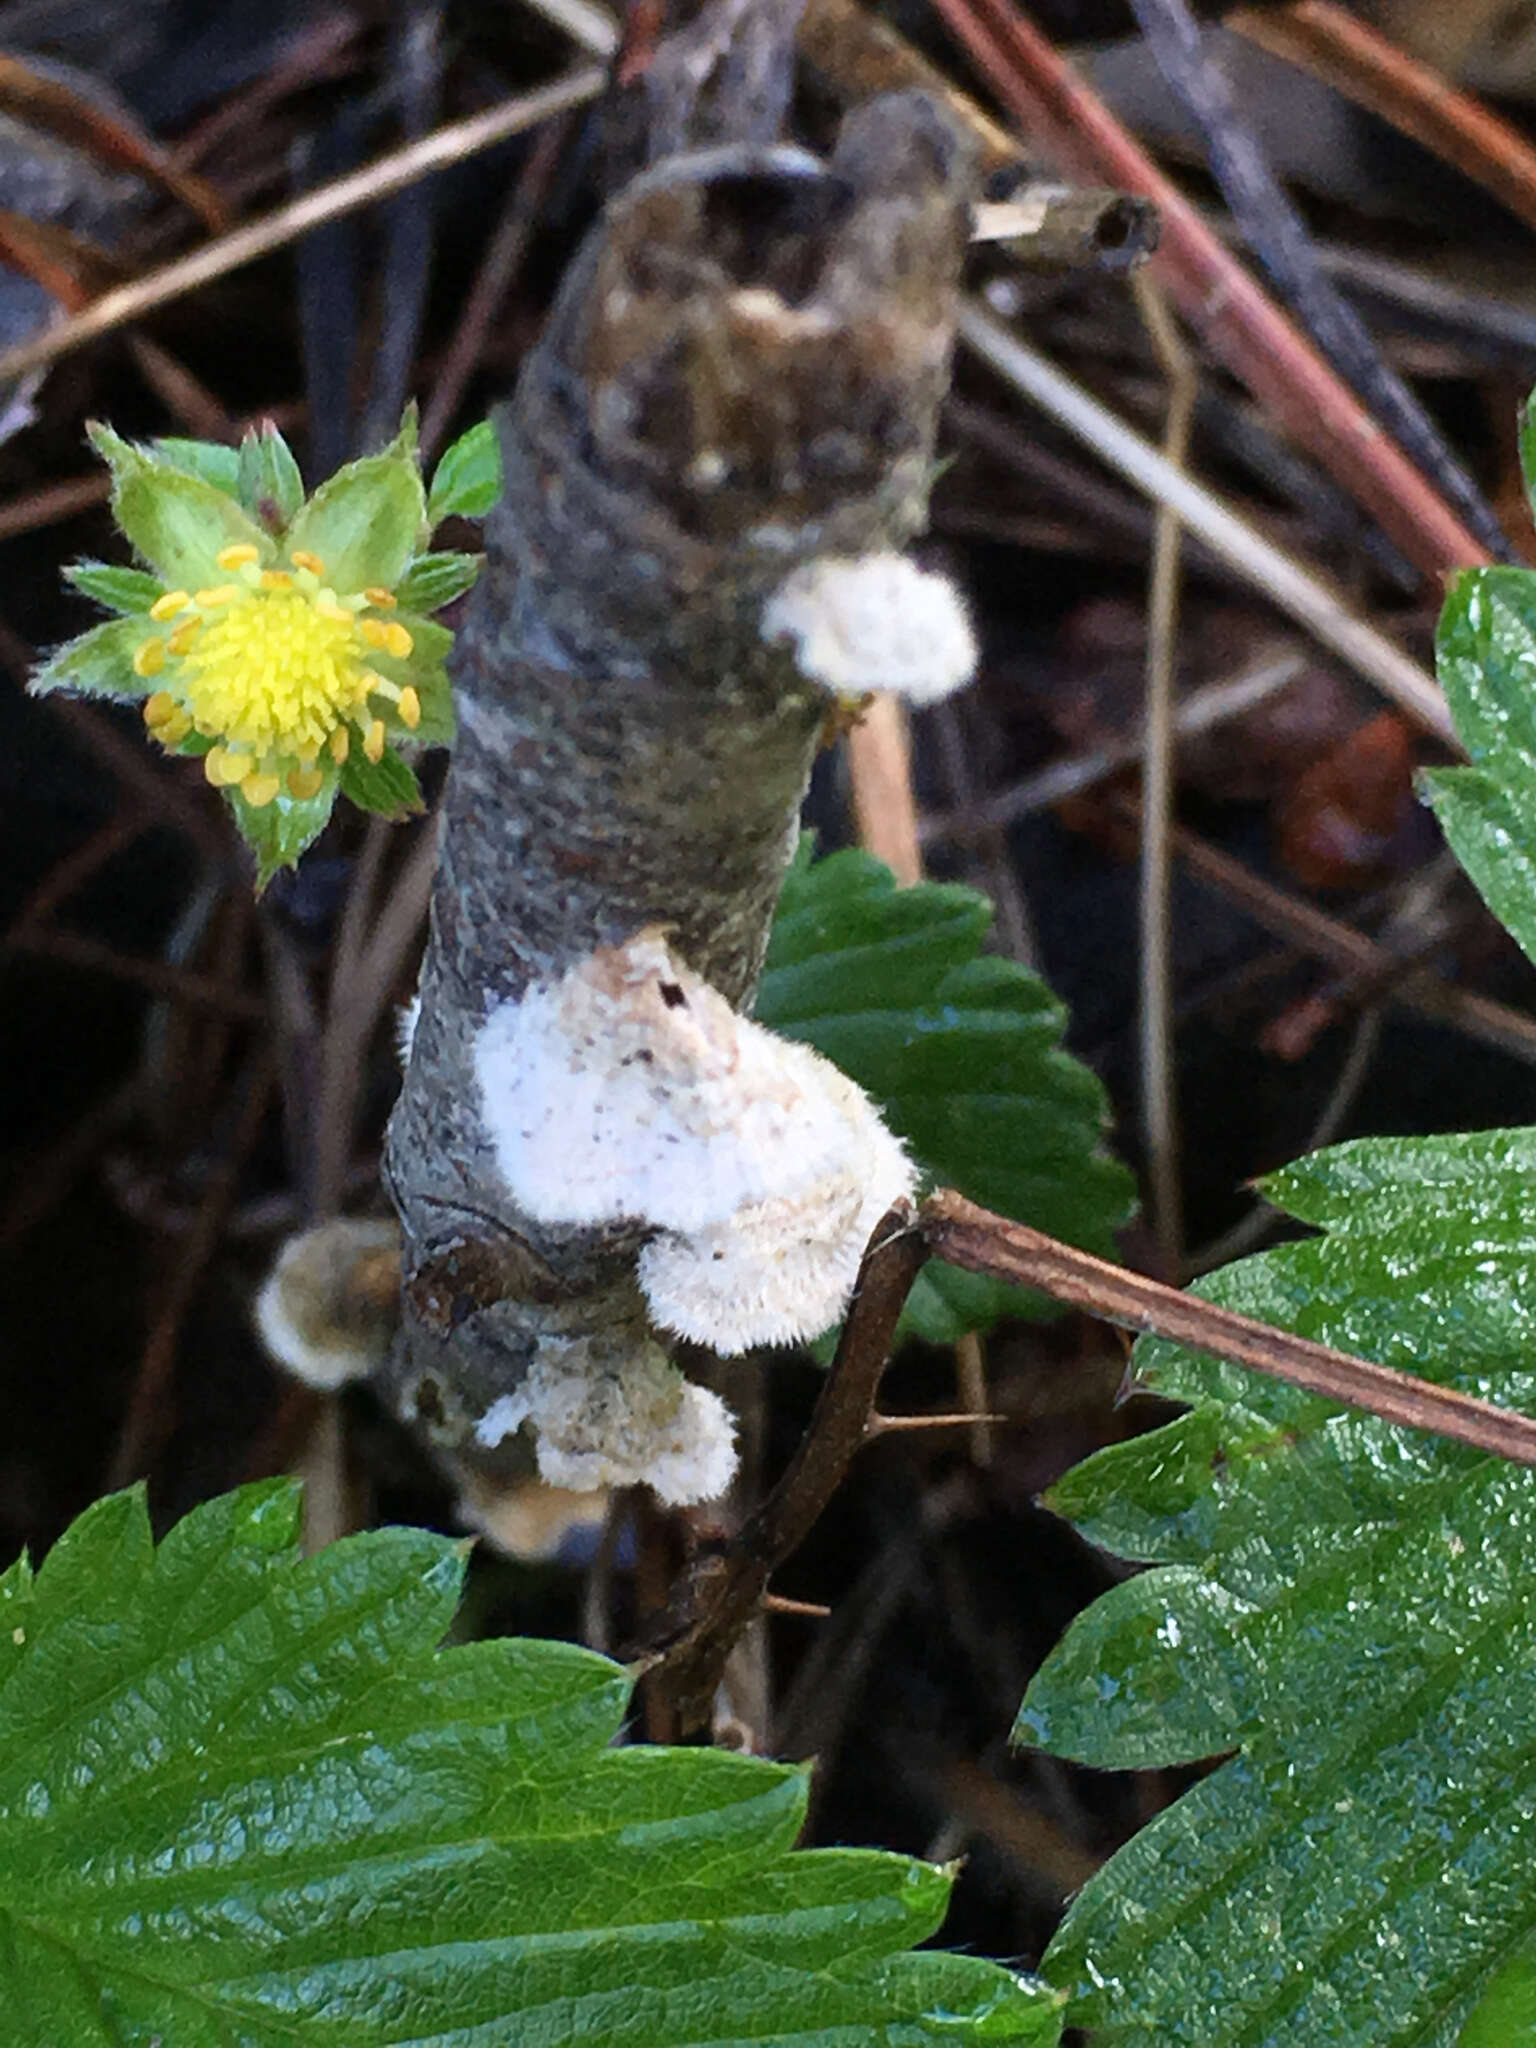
(379, 69), (976, 1502)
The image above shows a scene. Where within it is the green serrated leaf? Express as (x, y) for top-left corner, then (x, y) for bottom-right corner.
(756, 841), (1135, 1343)
(0, 1480), (1063, 2047)
(231, 775), (338, 888)
(1423, 761), (1536, 967)
(394, 549), (481, 611)
(238, 421), (306, 527)
(63, 561), (165, 614)
(28, 616), (151, 699)
(340, 743), (423, 819)
(426, 418), (501, 523)
(88, 424), (271, 587)
(1022, 1126), (1536, 2046)
(283, 414), (427, 593)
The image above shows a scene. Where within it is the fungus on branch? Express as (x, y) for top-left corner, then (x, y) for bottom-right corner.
(371, 45), (975, 1511)
(475, 928), (916, 1360)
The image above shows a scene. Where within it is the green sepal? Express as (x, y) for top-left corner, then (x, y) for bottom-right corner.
(427, 418), (501, 523)
(28, 616), (152, 699)
(282, 410), (426, 593)
(230, 772), (339, 889)
(400, 662), (456, 747)
(237, 422), (305, 529)
(150, 435), (241, 493)
(88, 424), (271, 587)
(63, 561), (164, 614)
(395, 550), (481, 611)
(340, 744), (424, 819)
(358, 609), (455, 746)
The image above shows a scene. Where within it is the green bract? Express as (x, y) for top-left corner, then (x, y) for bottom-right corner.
(31, 413), (491, 887)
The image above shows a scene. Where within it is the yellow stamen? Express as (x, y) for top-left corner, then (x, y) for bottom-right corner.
(216, 543), (261, 570)
(367, 675), (400, 703)
(243, 773), (281, 808)
(133, 637), (165, 678)
(167, 619), (201, 656)
(359, 618), (391, 649)
(364, 718), (386, 764)
(223, 750), (255, 785)
(289, 550), (326, 576)
(364, 586), (396, 608)
(315, 600), (353, 625)
(398, 686), (421, 731)
(288, 765), (325, 800)
(142, 691), (177, 729)
(150, 590), (189, 621)
(330, 727), (350, 764)
(193, 585), (241, 609)
(383, 622), (413, 659)
(159, 709), (191, 745)
(260, 569), (293, 590)
(203, 745), (228, 786)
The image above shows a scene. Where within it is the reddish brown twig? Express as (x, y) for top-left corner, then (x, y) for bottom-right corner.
(645, 1176), (1536, 1734)
(1231, 1), (1536, 245)
(928, 0), (1491, 578)
(925, 1189), (1536, 1465)
(643, 1206), (929, 1735)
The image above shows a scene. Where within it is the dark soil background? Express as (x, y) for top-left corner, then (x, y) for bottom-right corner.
(6, 0), (1536, 1986)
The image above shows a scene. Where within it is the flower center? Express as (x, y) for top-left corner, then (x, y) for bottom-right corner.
(135, 546), (420, 806)
(183, 586), (370, 759)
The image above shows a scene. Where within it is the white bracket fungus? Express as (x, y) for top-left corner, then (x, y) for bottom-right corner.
(474, 929), (916, 1357)
(760, 551), (976, 705)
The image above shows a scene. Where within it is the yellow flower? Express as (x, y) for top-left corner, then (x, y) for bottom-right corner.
(35, 413), (490, 885)
(134, 545), (419, 806)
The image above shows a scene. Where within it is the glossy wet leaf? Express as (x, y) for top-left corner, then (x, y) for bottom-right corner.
(1424, 567), (1536, 966)
(1021, 1127), (1536, 2045)
(0, 1481), (1063, 2047)
(757, 840), (1135, 1342)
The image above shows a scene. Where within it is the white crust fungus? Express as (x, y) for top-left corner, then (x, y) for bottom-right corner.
(761, 552), (976, 705)
(473, 1339), (737, 1505)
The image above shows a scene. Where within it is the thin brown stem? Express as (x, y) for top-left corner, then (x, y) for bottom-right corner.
(924, 1189), (1536, 1466)
(0, 69), (609, 386)
(642, 1205), (928, 1735)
